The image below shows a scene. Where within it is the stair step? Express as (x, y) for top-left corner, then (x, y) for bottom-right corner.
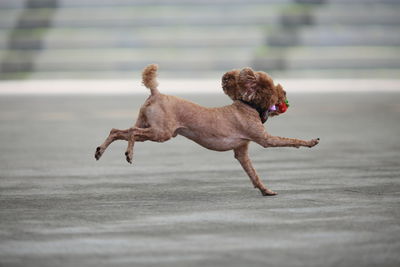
(0, 9), (23, 28)
(299, 26), (400, 46)
(314, 4), (400, 25)
(55, 0), (292, 8)
(0, 5), (283, 29)
(0, 48), (252, 72)
(0, 27), (265, 49)
(254, 47), (400, 70)
(254, 46), (400, 70)
(1, 0), (399, 79)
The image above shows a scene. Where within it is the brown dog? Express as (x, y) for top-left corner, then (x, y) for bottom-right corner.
(95, 64), (319, 196)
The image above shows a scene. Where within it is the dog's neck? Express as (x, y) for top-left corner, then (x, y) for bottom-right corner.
(239, 100), (268, 124)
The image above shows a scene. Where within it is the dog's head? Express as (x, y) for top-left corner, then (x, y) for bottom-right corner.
(222, 67), (288, 117)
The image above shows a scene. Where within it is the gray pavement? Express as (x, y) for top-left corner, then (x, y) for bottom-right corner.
(0, 93), (399, 267)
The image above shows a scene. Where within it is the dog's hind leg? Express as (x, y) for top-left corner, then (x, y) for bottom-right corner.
(124, 114), (148, 164)
(234, 143), (277, 196)
(124, 112), (175, 163)
(124, 127), (155, 164)
(95, 125), (164, 163)
(95, 128), (131, 160)
(125, 132), (135, 164)
(123, 124), (175, 163)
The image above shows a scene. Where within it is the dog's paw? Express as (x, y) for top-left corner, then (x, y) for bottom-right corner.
(308, 138), (320, 148)
(125, 151), (133, 164)
(95, 146), (104, 160)
(261, 188), (278, 196)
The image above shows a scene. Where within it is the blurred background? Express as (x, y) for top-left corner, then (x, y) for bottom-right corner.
(0, 0), (400, 81)
(1, 1), (400, 266)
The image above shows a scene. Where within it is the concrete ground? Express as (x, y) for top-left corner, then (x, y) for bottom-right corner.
(0, 93), (399, 267)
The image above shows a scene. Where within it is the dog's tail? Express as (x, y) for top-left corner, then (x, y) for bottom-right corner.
(142, 64), (159, 95)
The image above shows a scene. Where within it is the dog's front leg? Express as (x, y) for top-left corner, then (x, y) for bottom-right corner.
(234, 143), (277, 196)
(255, 133), (319, 148)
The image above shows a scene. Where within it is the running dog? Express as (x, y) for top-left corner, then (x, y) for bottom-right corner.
(95, 64), (319, 196)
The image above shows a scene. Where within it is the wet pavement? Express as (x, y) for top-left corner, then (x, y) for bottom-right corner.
(0, 93), (399, 267)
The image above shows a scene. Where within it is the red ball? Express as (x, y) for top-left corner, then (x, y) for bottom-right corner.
(278, 102), (288, 113)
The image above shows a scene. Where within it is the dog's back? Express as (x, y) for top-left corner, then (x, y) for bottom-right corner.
(139, 65), (259, 150)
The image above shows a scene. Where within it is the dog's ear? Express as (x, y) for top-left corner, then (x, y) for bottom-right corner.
(222, 70), (240, 100)
(274, 83), (287, 107)
(238, 67), (258, 101)
(276, 83), (286, 97)
(254, 71), (278, 110)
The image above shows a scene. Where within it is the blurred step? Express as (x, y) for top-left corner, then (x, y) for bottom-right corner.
(313, 4), (400, 26)
(0, 0), (292, 9)
(0, 9), (23, 29)
(3, 68), (400, 80)
(0, 48), (253, 72)
(270, 68), (400, 79)
(54, 0), (292, 8)
(269, 26), (400, 47)
(298, 26), (400, 46)
(1, 70), (224, 79)
(0, 5), (281, 29)
(1, 0), (400, 79)
(325, 0), (399, 4)
(253, 46), (400, 70)
(0, 27), (265, 49)
(0, 0), (27, 9)
(287, 48), (400, 69)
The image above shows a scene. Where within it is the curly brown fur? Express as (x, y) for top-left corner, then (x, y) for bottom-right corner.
(142, 64), (159, 95)
(222, 69), (241, 100)
(222, 67), (287, 117)
(95, 65), (319, 196)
